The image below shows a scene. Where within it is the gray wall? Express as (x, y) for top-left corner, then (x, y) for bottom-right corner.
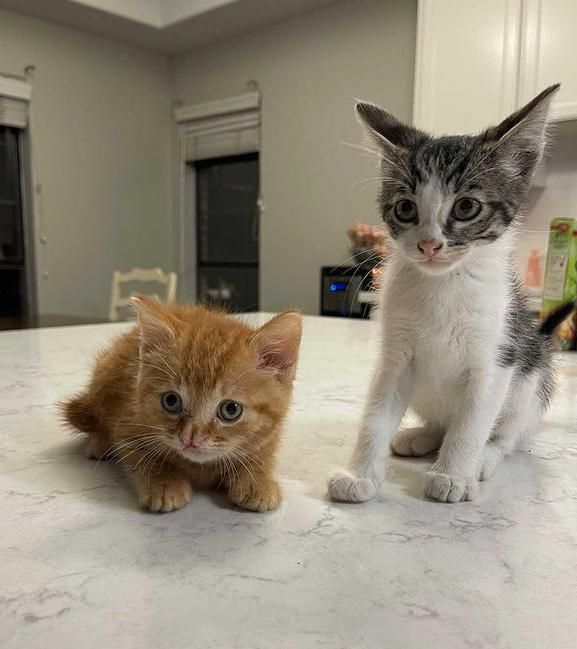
(0, 9), (173, 318)
(170, 0), (417, 314)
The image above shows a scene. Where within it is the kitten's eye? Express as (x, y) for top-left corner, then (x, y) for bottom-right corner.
(393, 199), (418, 223)
(160, 391), (183, 414)
(217, 400), (243, 423)
(452, 197), (482, 221)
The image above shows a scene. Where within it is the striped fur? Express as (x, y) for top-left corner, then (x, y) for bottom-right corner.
(328, 85), (563, 505)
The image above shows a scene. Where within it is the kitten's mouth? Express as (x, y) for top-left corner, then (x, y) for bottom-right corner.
(181, 444), (215, 455)
(417, 257), (456, 269)
(420, 258), (452, 265)
(413, 255), (463, 274)
(179, 445), (221, 463)
(415, 250), (466, 267)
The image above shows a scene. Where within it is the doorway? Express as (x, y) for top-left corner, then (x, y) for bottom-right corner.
(194, 153), (259, 312)
(0, 125), (34, 329)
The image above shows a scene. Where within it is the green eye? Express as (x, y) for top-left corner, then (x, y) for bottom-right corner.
(452, 197), (482, 221)
(160, 391), (183, 414)
(394, 199), (418, 223)
(217, 400), (243, 422)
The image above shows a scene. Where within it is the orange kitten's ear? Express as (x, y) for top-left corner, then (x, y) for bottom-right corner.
(131, 295), (176, 355)
(251, 310), (302, 379)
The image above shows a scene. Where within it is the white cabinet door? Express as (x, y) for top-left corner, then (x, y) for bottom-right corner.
(413, 0), (522, 135)
(518, 0), (577, 121)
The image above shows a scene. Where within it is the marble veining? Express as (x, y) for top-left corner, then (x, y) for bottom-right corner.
(1, 316), (576, 648)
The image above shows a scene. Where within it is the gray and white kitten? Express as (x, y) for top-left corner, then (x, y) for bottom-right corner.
(328, 84), (566, 504)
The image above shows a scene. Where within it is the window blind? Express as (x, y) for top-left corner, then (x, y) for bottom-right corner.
(0, 76), (31, 129)
(175, 92), (260, 162)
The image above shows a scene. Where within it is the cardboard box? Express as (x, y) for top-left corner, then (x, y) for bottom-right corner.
(541, 218), (577, 350)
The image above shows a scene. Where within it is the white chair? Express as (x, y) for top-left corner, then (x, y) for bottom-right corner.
(109, 267), (178, 321)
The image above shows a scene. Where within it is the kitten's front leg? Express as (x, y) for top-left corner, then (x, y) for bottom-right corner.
(328, 356), (413, 503)
(120, 450), (193, 513)
(227, 464), (282, 512)
(424, 367), (512, 503)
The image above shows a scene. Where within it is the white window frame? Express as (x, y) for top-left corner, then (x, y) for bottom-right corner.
(174, 91), (261, 301)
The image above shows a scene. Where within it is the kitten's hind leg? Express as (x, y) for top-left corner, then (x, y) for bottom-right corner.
(62, 392), (112, 460)
(390, 425), (444, 457)
(478, 379), (542, 481)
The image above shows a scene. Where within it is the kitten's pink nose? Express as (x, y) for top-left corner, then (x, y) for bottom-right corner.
(180, 432), (203, 449)
(418, 238), (443, 258)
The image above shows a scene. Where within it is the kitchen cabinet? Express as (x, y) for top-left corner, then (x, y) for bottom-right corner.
(414, 0), (577, 134)
(518, 0), (577, 122)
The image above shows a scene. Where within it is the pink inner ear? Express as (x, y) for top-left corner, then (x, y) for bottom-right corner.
(252, 313), (301, 375)
(257, 344), (293, 372)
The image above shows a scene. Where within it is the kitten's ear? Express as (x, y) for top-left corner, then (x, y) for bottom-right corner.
(251, 310), (302, 380)
(355, 101), (424, 152)
(131, 295), (176, 355)
(481, 84), (560, 174)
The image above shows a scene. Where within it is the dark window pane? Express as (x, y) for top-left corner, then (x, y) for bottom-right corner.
(0, 204), (23, 261)
(0, 128), (21, 201)
(198, 266), (258, 313)
(195, 154), (259, 264)
(0, 268), (25, 316)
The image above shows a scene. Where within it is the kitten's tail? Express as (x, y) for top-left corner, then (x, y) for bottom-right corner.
(539, 301), (576, 336)
(60, 393), (99, 434)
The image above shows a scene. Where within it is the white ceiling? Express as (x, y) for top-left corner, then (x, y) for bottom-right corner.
(0, 0), (338, 54)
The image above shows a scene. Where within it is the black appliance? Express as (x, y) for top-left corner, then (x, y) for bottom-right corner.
(320, 265), (376, 318)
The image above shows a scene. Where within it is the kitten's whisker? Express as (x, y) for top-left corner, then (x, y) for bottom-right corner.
(108, 433), (162, 454)
(234, 445), (270, 471)
(142, 443), (169, 481)
(234, 452), (268, 476)
(216, 457), (228, 489)
(133, 442), (163, 470)
(114, 440), (160, 465)
(342, 141), (414, 186)
(350, 265), (380, 319)
(233, 454), (258, 490)
(342, 250), (384, 314)
(157, 445), (174, 475)
(120, 422), (167, 432)
(101, 435), (160, 463)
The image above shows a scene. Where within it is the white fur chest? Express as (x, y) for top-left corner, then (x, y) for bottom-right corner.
(381, 251), (510, 427)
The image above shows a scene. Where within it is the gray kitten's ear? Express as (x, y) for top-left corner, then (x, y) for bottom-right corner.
(481, 84), (560, 170)
(355, 101), (424, 151)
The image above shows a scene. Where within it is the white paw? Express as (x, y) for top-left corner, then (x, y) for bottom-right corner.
(477, 446), (502, 481)
(327, 469), (376, 503)
(390, 427), (442, 457)
(424, 471), (478, 503)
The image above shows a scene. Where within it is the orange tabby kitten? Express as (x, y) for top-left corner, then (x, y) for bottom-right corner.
(62, 297), (302, 513)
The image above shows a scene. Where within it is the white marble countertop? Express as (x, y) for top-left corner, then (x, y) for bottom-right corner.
(1, 315), (576, 649)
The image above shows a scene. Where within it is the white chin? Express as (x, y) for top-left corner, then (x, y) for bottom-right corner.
(177, 449), (219, 464)
(413, 260), (457, 275)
